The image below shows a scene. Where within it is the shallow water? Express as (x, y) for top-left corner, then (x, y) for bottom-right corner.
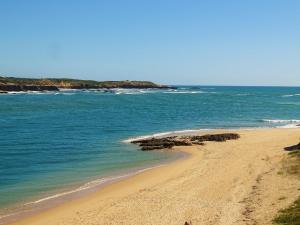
(1, 86), (300, 211)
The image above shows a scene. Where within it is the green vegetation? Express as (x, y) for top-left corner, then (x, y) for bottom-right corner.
(273, 197), (300, 225)
(274, 150), (300, 225)
(0, 76), (168, 89)
(289, 150), (300, 156)
(286, 150), (300, 178)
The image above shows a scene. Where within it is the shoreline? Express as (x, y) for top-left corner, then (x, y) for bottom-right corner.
(122, 125), (300, 143)
(0, 148), (186, 225)
(4, 128), (300, 225)
(0, 127), (255, 223)
(3, 145), (198, 225)
(0, 127), (255, 222)
(1, 128), (254, 222)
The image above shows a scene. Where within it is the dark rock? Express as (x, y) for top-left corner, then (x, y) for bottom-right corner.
(141, 146), (165, 151)
(131, 136), (177, 144)
(190, 133), (240, 142)
(173, 140), (192, 146)
(284, 142), (300, 151)
(131, 133), (240, 151)
(137, 137), (178, 150)
(191, 141), (205, 145)
(0, 85), (59, 92)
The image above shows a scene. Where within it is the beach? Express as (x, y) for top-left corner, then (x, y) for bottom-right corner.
(6, 128), (300, 225)
(2, 1), (300, 224)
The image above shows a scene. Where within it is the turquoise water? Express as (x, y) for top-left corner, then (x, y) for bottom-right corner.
(1, 86), (300, 211)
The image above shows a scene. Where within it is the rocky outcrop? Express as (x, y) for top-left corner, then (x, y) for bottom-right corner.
(131, 133), (240, 151)
(0, 85), (59, 92)
(284, 142), (300, 151)
(190, 133), (240, 142)
(0, 76), (172, 92)
(132, 136), (194, 151)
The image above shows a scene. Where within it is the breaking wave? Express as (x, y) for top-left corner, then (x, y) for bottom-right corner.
(282, 94), (300, 97)
(123, 129), (210, 143)
(260, 119), (300, 128)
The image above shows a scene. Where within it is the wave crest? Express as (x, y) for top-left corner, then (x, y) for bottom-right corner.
(261, 119), (300, 128)
(282, 94), (300, 97)
(122, 129), (210, 143)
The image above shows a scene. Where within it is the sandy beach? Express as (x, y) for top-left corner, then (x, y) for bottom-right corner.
(7, 128), (300, 225)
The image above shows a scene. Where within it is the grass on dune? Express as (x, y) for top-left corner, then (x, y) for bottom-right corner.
(273, 197), (300, 225)
(286, 150), (300, 178)
(274, 150), (300, 225)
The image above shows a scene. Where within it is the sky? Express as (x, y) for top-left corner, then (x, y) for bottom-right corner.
(0, 0), (300, 86)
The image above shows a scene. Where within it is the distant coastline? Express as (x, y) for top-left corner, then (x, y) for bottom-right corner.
(0, 76), (171, 93)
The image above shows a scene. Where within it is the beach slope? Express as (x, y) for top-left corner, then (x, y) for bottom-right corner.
(9, 128), (300, 225)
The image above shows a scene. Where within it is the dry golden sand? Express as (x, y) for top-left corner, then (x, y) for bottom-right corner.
(9, 128), (300, 225)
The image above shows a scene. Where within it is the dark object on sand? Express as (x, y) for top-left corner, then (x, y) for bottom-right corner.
(132, 133), (240, 151)
(184, 222), (192, 225)
(284, 142), (300, 151)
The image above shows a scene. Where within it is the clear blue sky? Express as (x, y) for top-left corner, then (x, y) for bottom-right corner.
(1, 0), (300, 85)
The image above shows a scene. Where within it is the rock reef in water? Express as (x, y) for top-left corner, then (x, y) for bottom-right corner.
(0, 76), (171, 93)
(131, 133), (240, 151)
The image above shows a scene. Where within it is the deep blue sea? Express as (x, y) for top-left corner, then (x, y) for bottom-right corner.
(1, 86), (300, 214)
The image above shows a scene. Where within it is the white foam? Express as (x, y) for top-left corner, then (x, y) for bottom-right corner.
(6, 91), (27, 95)
(235, 93), (250, 96)
(59, 88), (79, 92)
(123, 129), (210, 143)
(261, 119), (300, 128)
(107, 88), (147, 95)
(116, 91), (145, 95)
(0, 212), (19, 220)
(62, 93), (75, 95)
(262, 119), (300, 123)
(282, 94), (300, 97)
(278, 124), (300, 128)
(4, 91), (59, 95)
(163, 91), (205, 94)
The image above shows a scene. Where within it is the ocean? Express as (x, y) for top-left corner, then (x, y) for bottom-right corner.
(1, 86), (300, 216)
